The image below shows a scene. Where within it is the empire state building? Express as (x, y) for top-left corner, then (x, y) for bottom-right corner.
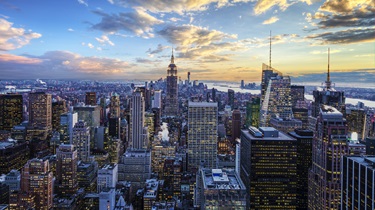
(164, 50), (179, 116)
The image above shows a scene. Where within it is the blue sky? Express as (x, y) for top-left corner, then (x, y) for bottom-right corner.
(0, 0), (374, 82)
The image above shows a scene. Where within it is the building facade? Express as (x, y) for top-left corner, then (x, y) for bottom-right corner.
(29, 92), (52, 129)
(164, 51), (179, 116)
(0, 94), (23, 131)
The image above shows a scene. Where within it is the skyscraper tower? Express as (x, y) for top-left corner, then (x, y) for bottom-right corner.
(187, 102), (218, 171)
(308, 105), (348, 209)
(312, 49), (345, 117)
(29, 92), (52, 129)
(0, 94), (23, 131)
(56, 144), (78, 197)
(110, 93), (120, 118)
(52, 99), (67, 131)
(85, 92), (96, 106)
(164, 49), (179, 116)
(72, 121), (91, 162)
(129, 90), (148, 149)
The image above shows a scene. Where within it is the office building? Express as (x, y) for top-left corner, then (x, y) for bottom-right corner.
(77, 161), (98, 193)
(99, 188), (116, 210)
(308, 105), (348, 209)
(59, 111), (78, 144)
(0, 94), (23, 131)
(260, 63), (281, 105)
(0, 140), (29, 175)
(292, 107), (309, 129)
(270, 117), (302, 133)
(73, 105), (101, 128)
(97, 164), (118, 193)
(232, 109), (241, 143)
(152, 90), (162, 109)
(110, 94), (120, 118)
(164, 50), (179, 116)
(72, 121), (91, 162)
(85, 92), (96, 106)
(341, 156), (375, 209)
(240, 126), (297, 209)
(56, 144), (78, 197)
(144, 179), (160, 210)
(290, 85), (305, 108)
(29, 92), (52, 129)
(187, 102), (218, 170)
(129, 90), (148, 149)
(346, 107), (367, 140)
(245, 97), (260, 128)
(366, 137), (375, 155)
(118, 150), (151, 184)
(52, 100), (67, 131)
(228, 89), (234, 109)
(195, 168), (246, 209)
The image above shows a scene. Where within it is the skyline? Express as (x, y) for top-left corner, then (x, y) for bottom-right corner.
(0, 0), (374, 82)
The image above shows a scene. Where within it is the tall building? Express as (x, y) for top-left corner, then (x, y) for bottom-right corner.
(59, 111), (78, 144)
(129, 90), (148, 149)
(85, 92), (96, 106)
(20, 159), (53, 210)
(269, 117), (302, 133)
(290, 85), (305, 108)
(97, 164), (118, 193)
(341, 156), (375, 209)
(308, 105), (348, 209)
(240, 126), (297, 209)
(187, 102), (218, 170)
(346, 107), (367, 140)
(232, 109), (241, 142)
(312, 50), (345, 117)
(52, 100), (67, 131)
(56, 144), (78, 197)
(0, 94), (23, 131)
(260, 70), (292, 127)
(245, 97), (260, 127)
(72, 121), (91, 162)
(109, 94), (120, 118)
(228, 89), (235, 109)
(152, 90), (162, 109)
(288, 129), (313, 210)
(260, 63), (281, 105)
(29, 92), (52, 129)
(0, 140), (29, 175)
(164, 50), (179, 116)
(195, 168), (246, 209)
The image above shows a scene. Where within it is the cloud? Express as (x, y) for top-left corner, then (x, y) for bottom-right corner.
(87, 43), (94, 48)
(262, 16), (279, 24)
(169, 17), (181, 22)
(146, 44), (168, 57)
(67, 28), (74, 32)
(95, 35), (115, 46)
(78, 0), (88, 6)
(310, 49), (341, 54)
(0, 18), (42, 51)
(254, 0), (289, 15)
(319, 0), (374, 14)
(91, 9), (163, 38)
(306, 28), (375, 45)
(135, 58), (160, 64)
(0, 51), (134, 79)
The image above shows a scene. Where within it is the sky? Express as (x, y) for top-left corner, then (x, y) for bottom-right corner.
(0, 0), (374, 83)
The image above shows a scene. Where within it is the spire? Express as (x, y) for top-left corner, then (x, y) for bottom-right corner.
(326, 48), (331, 89)
(171, 47), (175, 64)
(269, 30), (272, 68)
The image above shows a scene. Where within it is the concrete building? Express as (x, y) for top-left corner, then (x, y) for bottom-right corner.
(72, 121), (91, 162)
(97, 164), (118, 193)
(270, 117), (302, 133)
(129, 91), (148, 150)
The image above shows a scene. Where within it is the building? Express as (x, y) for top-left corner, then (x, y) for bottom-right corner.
(290, 85), (305, 108)
(110, 94), (120, 118)
(269, 117), (302, 133)
(0, 94), (23, 131)
(56, 144), (78, 197)
(231, 109), (241, 143)
(366, 137), (375, 155)
(97, 164), (118, 193)
(99, 188), (116, 210)
(59, 111), (78, 144)
(0, 140), (29, 175)
(341, 156), (375, 209)
(29, 92), (52, 129)
(260, 70), (292, 127)
(52, 100), (67, 131)
(228, 89), (235, 109)
(288, 129), (313, 209)
(20, 159), (53, 210)
(245, 97), (260, 128)
(118, 150), (151, 184)
(308, 105), (348, 209)
(85, 92), (96, 106)
(152, 90), (162, 109)
(187, 102), (218, 170)
(144, 179), (160, 210)
(77, 161), (98, 193)
(164, 50), (179, 116)
(346, 107), (367, 140)
(195, 168), (246, 209)
(72, 121), (91, 162)
(240, 126), (297, 209)
(292, 107), (309, 129)
(129, 90), (148, 150)
(4, 170), (21, 191)
(260, 63), (281, 105)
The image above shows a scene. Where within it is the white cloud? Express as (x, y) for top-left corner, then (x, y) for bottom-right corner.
(0, 18), (42, 51)
(87, 43), (94, 48)
(68, 28), (74, 32)
(262, 16), (279, 24)
(95, 35), (115, 46)
(78, 0), (88, 6)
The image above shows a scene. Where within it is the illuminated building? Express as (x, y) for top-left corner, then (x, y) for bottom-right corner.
(99, 188), (116, 210)
(77, 161), (98, 193)
(143, 179), (160, 210)
(85, 92), (96, 106)
(0, 94), (23, 131)
(145, 112), (155, 141)
(4, 170), (21, 191)
(56, 144), (78, 197)
(288, 129), (313, 209)
(260, 63), (281, 105)
(59, 111), (78, 144)
(110, 94), (120, 118)
(290, 85), (305, 108)
(341, 156), (375, 209)
(20, 158), (53, 210)
(129, 90), (148, 150)
(308, 105), (348, 209)
(164, 50), (179, 116)
(72, 121), (91, 162)
(270, 117), (302, 133)
(292, 108), (309, 129)
(29, 92), (52, 129)
(118, 150), (151, 184)
(346, 108), (366, 140)
(366, 137), (375, 155)
(152, 90), (162, 109)
(195, 168), (246, 209)
(232, 109), (241, 143)
(52, 100), (67, 131)
(245, 97), (260, 128)
(151, 140), (176, 175)
(97, 164), (118, 193)
(187, 102), (218, 170)
(0, 140), (29, 175)
(240, 126), (297, 209)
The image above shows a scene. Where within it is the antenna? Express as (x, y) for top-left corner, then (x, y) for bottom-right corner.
(269, 30), (272, 68)
(171, 46), (175, 64)
(326, 48), (331, 89)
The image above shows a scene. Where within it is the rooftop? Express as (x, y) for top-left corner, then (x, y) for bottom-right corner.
(188, 101), (218, 107)
(242, 127), (295, 141)
(201, 168), (246, 191)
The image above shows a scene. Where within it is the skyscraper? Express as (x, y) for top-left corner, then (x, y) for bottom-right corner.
(164, 50), (179, 116)
(187, 102), (218, 170)
(228, 89), (235, 109)
(152, 90), (162, 109)
(109, 93), (120, 118)
(260, 63), (280, 105)
(232, 109), (241, 143)
(245, 97), (260, 128)
(0, 94), (23, 131)
(85, 92), (96, 106)
(290, 85), (305, 108)
(240, 126), (297, 209)
(129, 90), (148, 149)
(72, 121), (91, 162)
(56, 144), (78, 197)
(52, 100), (67, 131)
(29, 92), (52, 129)
(308, 105), (348, 209)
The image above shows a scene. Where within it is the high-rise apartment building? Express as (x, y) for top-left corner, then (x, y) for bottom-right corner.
(56, 144), (78, 197)
(187, 102), (218, 170)
(0, 94), (23, 131)
(240, 126), (297, 209)
(85, 92), (96, 106)
(72, 121), (91, 162)
(164, 50), (179, 116)
(29, 92), (52, 129)
(308, 105), (348, 209)
(129, 90), (148, 149)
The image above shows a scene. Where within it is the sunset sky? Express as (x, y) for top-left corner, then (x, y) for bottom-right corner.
(0, 0), (374, 83)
